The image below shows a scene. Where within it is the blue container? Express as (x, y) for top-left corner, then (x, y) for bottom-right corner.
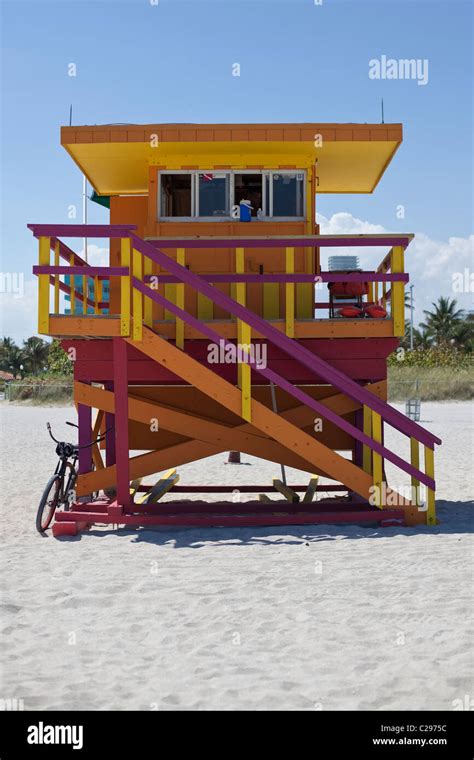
(239, 200), (252, 222)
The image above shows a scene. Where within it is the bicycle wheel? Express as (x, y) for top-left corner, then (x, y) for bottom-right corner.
(36, 475), (61, 534)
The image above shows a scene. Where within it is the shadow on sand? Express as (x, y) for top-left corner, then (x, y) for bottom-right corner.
(63, 499), (474, 548)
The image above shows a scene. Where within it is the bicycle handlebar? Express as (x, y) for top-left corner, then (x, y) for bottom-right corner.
(46, 422), (112, 449)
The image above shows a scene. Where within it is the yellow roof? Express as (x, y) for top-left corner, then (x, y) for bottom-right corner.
(61, 122), (402, 196)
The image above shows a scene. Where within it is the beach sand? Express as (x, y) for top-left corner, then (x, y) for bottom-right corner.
(0, 401), (472, 711)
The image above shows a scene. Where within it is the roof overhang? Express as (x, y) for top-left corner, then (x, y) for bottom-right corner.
(61, 123), (403, 196)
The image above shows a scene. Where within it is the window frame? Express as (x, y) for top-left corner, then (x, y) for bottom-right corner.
(157, 169), (306, 222)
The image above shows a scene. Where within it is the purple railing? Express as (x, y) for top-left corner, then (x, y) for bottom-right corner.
(131, 233), (440, 451)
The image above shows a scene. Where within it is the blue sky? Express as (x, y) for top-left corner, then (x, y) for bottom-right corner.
(1, 0), (473, 338)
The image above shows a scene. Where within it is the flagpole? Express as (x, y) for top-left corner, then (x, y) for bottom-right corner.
(83, 174), (88, 263)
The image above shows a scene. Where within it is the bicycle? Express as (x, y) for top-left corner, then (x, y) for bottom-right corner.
(36, 421), (108, 534)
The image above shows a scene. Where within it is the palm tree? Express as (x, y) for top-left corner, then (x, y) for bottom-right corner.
(0, 337), (21, 373)
(5, 345), (25, 377)
(412, 327), (432, 349)
(419, 297), (464, 347)
(451, 314), (474, 353)
(22, 337), (49, 375)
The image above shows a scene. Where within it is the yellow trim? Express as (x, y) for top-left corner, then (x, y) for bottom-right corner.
(263, 282), (279, 320)
(94, 276), (101, 315)
(164, 284), (176, 321)
(424, 445), (436, 525)
(82, 275), (87, 315)
(362, 404), (372, 474)
(410, 437), (420, 506)
(382, 263), (387, 309)
(235, 247), (245, 388)
(54, 241), (60, 314)
(38, 236), (50, 333)
(69, 253), (75, 314)
(175, 248), (185, 349)
(143, 256), (153, 327)
(240, 322), (252, 422)
(371, 410), (383, 507)
(197, 292), (214, 321)
(391, 246), (405, 337)
(132, 248), (143, 341)
(120, 237), (131, 336)
(65, 138), (400, 196)
(235, 248), (251, 421)
(285, 247), (295, 337)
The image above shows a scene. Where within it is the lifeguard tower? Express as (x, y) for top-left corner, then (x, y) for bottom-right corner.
(29, 122), (440, 535)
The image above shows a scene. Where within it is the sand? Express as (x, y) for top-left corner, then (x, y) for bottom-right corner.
(0, 401), (472, 711)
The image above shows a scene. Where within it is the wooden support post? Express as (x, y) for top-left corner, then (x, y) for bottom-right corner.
(69, 252), (75, 314)
(54, 241), (60, 314)
(302, 476), (320, 503)
(371, 410), (383, 507)
(120, 237), (131, 336)
(424, 445), (436, 525)
(391, 245), (405, 337)
(235, 247), (245, 372)
(410, 437), (420, 506)
(382, 264), (387, 309)
(367, 281), (374, 303)
(273, 478), (300, 503)
(82, 275), (88, 315)
(240, 321), (252, 422)
(113, 338), (130, 507)
(285, 246), (295, 337)
(362, 405), (372, 474)
(235, 248), (251, 421)
(94, 276), (101, 315)
(78, 400), (93, 476)
(38, 236), (50, 333)
(132, 248), (143, 341)
(104, 382), (116, 468)
(175, 248), (185, 349)
(197, 292), (213, 321)
(143, 255), (153, 327)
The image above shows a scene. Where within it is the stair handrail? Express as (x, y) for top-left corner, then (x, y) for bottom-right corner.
(130, 233), (441, 450)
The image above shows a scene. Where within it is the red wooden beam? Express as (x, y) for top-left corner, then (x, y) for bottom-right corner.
(55, 508), (406, 527)
(113, 338), (130, 507)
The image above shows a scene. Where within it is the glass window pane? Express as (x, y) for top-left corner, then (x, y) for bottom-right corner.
(198, 173), (229, 217)
(272, 173), (304, 217)
(160, 174), (192, 217)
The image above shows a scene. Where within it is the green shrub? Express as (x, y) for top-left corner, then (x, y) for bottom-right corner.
(388, 346), (472, 369)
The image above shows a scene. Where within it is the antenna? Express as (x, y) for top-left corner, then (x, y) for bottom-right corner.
(381, 98), (385, 124)
(69, 104), (73, 126)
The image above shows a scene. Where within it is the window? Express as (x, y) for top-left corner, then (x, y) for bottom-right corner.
(234, 174), (264, 218)
(198, 173), (230, 217)
(272, 173), (304, 217)
(160, 174), (192, 217)
(158, 170), (305, 220)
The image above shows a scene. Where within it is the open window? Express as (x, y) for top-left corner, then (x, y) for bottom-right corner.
(160, 174), (192, 217)
(158, 170), (305, 220)
(234, 174), (264, 218)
